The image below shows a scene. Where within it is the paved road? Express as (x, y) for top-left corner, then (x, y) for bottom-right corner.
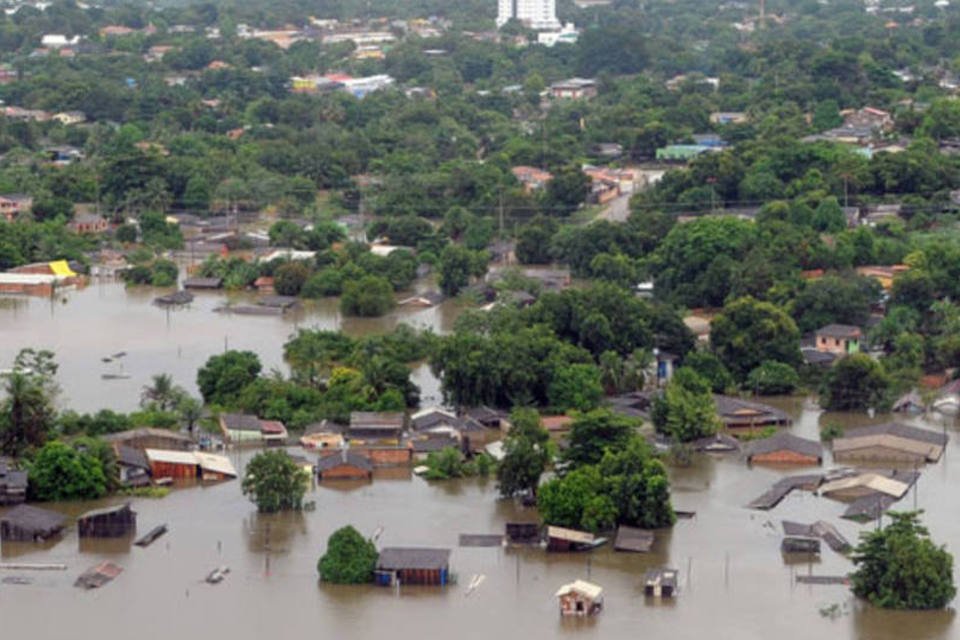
(596, 192), (631, 222)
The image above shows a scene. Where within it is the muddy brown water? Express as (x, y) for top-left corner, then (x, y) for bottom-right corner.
(2, 286), (960, 639)
(0, 281), (460, 412)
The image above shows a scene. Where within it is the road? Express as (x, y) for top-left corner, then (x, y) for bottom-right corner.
(596, 192), (631, 222)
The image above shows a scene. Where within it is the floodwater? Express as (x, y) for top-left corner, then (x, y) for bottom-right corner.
(0, 280), (462, 412)
(2, 286), (960, 639)
(0, 405), (958, 639)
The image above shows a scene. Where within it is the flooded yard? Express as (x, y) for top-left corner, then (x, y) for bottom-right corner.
(1, 285), (959, 639)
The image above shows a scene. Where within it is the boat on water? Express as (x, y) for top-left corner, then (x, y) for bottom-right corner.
(206, 566), (230, 584)
(101, 373), (131, 380)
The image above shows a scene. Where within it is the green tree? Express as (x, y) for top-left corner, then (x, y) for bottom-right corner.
(851, 511), (955, 610)
(710, 296), (802, 381)
(273, 261), (311, 296)
(547, 364), (602, 412)
(820, 353), (891, 411)
(652, 367), (721, 442)
(563, 409), (636, 469)
(27, 441), (107, 501)
(140, 373), (182, 412)
(438, 244), (486, 296)
(543, 165), (590, 216)
(597, 438), (675, 528)
(537, 465), (617, 533)
(0, 349), (59, 456)
(745, 361), (800, 395)
(683, 351), (734, 393)
(497, 408), (550, 498)
(196, 351), (262, 405)
(340, 274), (395, 317)
(318, 525), (378, 584)
(241, 450), (308, 513)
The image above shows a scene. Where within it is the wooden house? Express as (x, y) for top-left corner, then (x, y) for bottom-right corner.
(102, 427), (194, 452)
(745, 433), (823, 466)
(644, 568), (678, 597)
(77, 503), (136, 538)
(219, 413), (265, 443)
(0, 458), (27, 505)
(317, 450), (373, 480)
(832, 423), (947, 464)
(0, 504), (66, 542)
(348, 412), (405, 444)
(555, 580), (604, 617)
(546, 526), (605, 552)
(145, 449), (237, 482)
(375, 547), (451, 586)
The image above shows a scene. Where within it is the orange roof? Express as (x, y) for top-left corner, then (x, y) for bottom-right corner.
(541, 415), (573, 432)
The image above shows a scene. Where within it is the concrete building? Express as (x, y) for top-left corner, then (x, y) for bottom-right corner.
(497, 0), (561, 30)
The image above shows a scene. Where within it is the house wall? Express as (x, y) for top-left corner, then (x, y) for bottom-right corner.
(149, 461), (198, 480)
(226, 428), (264, 443)
(751, 451), (819, 465)
(319, 464), (372, 480)
(347, 447), (412, 467)
(396, 567), (446, 585)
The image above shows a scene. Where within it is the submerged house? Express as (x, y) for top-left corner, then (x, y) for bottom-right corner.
(0, 458), (27, 505)
(219, 413), (287, 444)
(348, 412), (405, 444)
(745, 433), (823, 466)
(815, 324), (862, 355)
(114, 444), (151, 487)
(145, 449), (237, 481)
(0, 504), (66, 542)
(644, 568), (678, 597)
(375, 547), (451, 586)
(316, 450), (374, 480)
(77, 503), (136, 538)
(832, 423), (947, 464)
(556, 580), (604, 616)
(546, 526), (605, 552)
(102, 428), (194, 452)
(714, 395), (792, 433)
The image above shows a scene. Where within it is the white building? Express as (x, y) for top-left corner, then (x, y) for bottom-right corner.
(497, 0), (561, 30)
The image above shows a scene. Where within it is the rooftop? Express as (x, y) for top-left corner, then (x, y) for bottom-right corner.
(350, 412), (405, 431)
(377, 547), (451, 570)
(555, 579), (603, 599)
(221, 413), (263, 432)
(746, 432), (823, 460)
(317, 451), (373, 472)
(816, 324), (862, 339)
(0, 504), (66, 533)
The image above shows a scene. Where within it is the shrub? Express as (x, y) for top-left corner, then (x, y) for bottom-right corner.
(318, 525), (378, 584)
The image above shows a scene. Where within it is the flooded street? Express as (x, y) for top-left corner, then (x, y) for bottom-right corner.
(0, 281), (461, 412)
(1, 286), (960, 639)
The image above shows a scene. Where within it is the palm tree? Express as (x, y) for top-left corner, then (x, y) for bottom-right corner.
(176, 396), (203, 436)
(140, 373), (178, 411)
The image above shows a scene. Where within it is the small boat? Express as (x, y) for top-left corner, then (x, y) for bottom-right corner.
(101, 373), (131, 380)
(75, 562), (123, 590)
(112, 351), (127, 358)
(205, 566), (230, 584)
(101, 357), (112, 363)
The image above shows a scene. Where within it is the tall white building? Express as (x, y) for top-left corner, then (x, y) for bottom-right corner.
(497, 0), (561, 30)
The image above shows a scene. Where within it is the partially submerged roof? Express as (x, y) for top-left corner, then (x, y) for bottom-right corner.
(317, 451), (373, 472)
(713, 395), (791, 425)
(555, 579), (603, 599)
(78, 503), (133, 520)
(839, 422), (947, 447)
(0, 504), (66, 533)
(194, 452), (237, 477)
(115, 444), (150, 470)
(101, 427), (194, 445)
(818, 473), (911, 499)
(145, 448), (197, 465)
(350, 412), (405, 431)
(614, 526), (654, 552)
(220, 413), (263, 432)
(746, 432), (823, 461)
(781, 520), (851, 553)
(377, 547), (451, 570)
(546, 526), (595, 544)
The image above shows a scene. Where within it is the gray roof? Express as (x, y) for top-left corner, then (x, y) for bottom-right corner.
(78, 502), (134, 520)
(841, 422), (947, 447)
(221, 413), (262, 432)
(115, 444), (150, 471)
(746, 432), (823, 460)
(101, 427), (194, 444)
(411, 410), (457, 431)
(409, 436), (459, 453)
(349, 412), (404, 431)
(182, 277), (223, 289)
(614, 526), (655, 552)
(317, 451), (373, 473)
(0, 504), (66, 533)
(816, 324), (862, 339)
(802, 348), (837, 365)
(713, 395), (791, 425)
(377, 547), (451, 570)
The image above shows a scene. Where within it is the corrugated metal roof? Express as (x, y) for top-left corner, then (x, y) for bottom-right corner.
(194, 452), (237, 477)
(547, 526), (595, 544)
(377, 547), (451, 570)
(818, 473), (910, 498)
